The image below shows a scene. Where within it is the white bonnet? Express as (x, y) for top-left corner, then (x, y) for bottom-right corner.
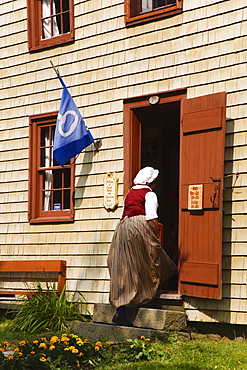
(133, 166), (159, 185)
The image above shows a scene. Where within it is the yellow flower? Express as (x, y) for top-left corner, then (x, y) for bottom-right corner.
(69, 346), (75, 350)
(33, 340), (39, 344)
(18, 352), (23, 357)
(95, 346), (100, 351)
(39, 343), (47, 349)
(14, 348), (20, 352)
(30, 351), (35, 355)
(140, 336), (145, 339)
(50, 336), (59, 344)
(64, 347), (70, 351)
(2, 341), (9, 347)
(72, 348), (79, 354)
(49, 345), (55, 350)
(95, 341), (103, 347)
(84, 339), (89, 342)
(79, 352), (84, 357)
(19, 341), (27, 346)
(61, 336), (70, 342)
(76, 339), (84, 346)
(40, 357), (47, 362)
(145, 338), (150, 341)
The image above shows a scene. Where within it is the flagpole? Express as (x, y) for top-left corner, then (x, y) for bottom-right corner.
(50, 60), (59, 76)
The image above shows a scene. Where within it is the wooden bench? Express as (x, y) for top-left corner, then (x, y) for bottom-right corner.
(0, 260), (66, 296)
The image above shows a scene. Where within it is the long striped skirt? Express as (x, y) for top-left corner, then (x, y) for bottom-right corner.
(107, 215), (178, 309)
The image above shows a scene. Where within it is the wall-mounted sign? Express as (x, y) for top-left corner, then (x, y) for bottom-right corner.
(103, 172), (118, 211)
(188, 184), (203, 210)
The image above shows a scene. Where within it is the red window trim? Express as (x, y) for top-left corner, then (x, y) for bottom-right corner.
(125, 0), (183, 27)
(28, 112), (75, 224)
(27, 0), (75, 52)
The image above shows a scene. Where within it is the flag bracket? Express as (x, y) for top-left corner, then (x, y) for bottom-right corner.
(93, 139), (102, 152)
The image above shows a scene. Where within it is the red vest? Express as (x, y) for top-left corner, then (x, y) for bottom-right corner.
(121, 188), (152, 220)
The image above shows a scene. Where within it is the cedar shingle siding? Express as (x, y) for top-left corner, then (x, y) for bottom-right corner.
(1, 0), (247, 323)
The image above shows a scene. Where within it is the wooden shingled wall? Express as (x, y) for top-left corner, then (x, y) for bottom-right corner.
(0, 0), (247, 322)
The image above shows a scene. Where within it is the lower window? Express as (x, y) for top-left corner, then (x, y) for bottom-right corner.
(29, 112), (75, 223)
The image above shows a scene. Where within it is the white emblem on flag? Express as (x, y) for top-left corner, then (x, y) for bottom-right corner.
(58, 110), (78, 137)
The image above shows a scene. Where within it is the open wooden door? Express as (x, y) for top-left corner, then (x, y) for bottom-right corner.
(179, 92), (226, 299)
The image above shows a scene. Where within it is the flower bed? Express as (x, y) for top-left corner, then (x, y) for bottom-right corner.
(0, 334), (114, 369)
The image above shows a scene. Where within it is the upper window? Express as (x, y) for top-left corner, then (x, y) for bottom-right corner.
(29, 113), (75, 223)
(27, 0), (74, 51)
(125, 0), (182, 26)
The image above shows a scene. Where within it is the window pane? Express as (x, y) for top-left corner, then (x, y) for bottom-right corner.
(64, 168), (71, 188)
(53, 190), (62, 209)
(64, 189), (70, 209)
(53, 170), (62, 189)
(62, 12), (70, 33)
(63, 0), (70, 11)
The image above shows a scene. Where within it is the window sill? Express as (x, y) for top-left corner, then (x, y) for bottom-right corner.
(29, 213), (74, 224)
(29, 35), (75, 52)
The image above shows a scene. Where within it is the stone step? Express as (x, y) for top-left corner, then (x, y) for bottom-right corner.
(93, 303), (187, 331)
(70, 321), (175, 342)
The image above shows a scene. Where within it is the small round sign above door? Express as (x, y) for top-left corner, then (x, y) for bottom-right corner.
(103, 172), (119, 211)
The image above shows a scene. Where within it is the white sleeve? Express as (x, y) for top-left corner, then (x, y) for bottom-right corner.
(145, 192), (158, 220)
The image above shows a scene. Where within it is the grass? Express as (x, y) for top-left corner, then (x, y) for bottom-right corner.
(0, 317), (247, 369)
(97, 337), (247, 370)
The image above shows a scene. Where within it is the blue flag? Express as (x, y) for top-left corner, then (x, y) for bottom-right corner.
(53, 74), (94, 166)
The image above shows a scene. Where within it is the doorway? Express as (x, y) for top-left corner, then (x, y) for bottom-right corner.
(134, 102), (180, 292)
(124, 90), (226, 299)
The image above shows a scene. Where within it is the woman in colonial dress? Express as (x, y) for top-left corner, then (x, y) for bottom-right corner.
(107, 166), (178, 327)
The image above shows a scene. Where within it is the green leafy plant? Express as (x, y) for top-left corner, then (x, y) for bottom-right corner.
(6, 283), (91, 333)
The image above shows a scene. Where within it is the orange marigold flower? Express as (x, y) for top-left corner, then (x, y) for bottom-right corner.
(0, 348), (4, 352)
(18, 352), (23, 357)
(64, 348), (70, 351)
(3, 341), (9, 347)
(95, 346), (100, 351)
(40, 337), (47, 341)
(19, 341), (27, 346)
(40, 357), (47, 362)
(95, 341), (103, 347)
(49, 345), (55, 350)
(84, 339), (89, 342)
(106, 341), (113, 345)
(72, 348), (79, 354)
(140, 336), (145, 339)
(79, 352), (84, 357)
(30, 351), (35, 355)
(33, 340), (39, 344)
(14, 348), (20, 352)
(6, 355), (14, 360)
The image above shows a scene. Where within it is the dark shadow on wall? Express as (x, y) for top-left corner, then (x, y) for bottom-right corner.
(74, 145), (99, 208)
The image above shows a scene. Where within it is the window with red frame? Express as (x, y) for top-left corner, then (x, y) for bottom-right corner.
(125, 0), (182, 26)
(29, 113), (75, 223)
(27, 0), (74, 51)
